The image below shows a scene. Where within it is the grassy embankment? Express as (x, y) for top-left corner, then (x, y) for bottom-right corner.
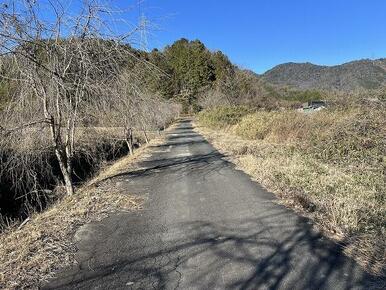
(0, 128), (169, 289)
(197, 106), (386, 275)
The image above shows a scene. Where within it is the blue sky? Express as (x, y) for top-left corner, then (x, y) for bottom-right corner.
(130, 0), (386, 73)
(38, 0), (385, 73)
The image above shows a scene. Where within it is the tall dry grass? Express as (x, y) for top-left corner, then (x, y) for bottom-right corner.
(197, 105), (386, 275)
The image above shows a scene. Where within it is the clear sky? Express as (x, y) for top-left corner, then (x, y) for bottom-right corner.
(133, 0), (386, 73)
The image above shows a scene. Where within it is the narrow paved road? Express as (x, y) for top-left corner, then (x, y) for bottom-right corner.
(45, 119), (383, 290)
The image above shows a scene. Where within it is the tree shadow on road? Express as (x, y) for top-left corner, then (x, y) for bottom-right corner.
(95, 120), (224, 184)
(44, 212), (385, 289)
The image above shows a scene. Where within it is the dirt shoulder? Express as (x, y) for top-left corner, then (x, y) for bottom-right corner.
(195, 122), (385, 277)
(0, 134), (168, 290)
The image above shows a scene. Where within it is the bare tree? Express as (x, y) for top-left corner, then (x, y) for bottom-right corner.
(95, 66), (181, 155)
(0, 1), (135, 195)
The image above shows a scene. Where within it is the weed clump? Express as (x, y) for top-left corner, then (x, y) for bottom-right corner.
(198, 106), (252, 128)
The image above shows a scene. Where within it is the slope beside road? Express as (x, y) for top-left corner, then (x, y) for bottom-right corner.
(44, 119), (384, 290)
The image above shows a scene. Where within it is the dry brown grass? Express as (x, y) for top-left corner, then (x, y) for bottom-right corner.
(195, 107), (386, 276)
(0, 132), (168, 289)
(0, 185), (143, 290)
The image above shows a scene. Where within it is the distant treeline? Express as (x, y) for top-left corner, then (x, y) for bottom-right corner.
(3, 37), (384, 116)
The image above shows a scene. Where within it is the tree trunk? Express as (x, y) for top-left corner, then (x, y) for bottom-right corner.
(126, 127), (134, 155)
(47, 115), (74, 196)
(54, 148), (74, 195)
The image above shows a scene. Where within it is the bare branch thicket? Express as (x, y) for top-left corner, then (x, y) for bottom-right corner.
(0, 1), (181, 201)
(94, 66), (181, 155)
(0, 0), (137, 196)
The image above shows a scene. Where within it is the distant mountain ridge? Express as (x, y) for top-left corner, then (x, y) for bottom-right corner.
(261, 58), (386, 91)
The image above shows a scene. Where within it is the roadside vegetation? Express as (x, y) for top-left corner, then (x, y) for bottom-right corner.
(0, 142), (154, 289)
(197, 104), (386, 275)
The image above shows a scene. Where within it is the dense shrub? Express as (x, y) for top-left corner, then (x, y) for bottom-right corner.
(198, 106), (252, 128)
(233, 111), (279, 139)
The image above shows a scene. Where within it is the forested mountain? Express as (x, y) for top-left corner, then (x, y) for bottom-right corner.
(262, 59), (386, 91)
(141, 40), (385, 109)
(2, 38), (385, 114)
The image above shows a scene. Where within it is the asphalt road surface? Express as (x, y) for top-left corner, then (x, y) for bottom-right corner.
(44, 119), (384, 290)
